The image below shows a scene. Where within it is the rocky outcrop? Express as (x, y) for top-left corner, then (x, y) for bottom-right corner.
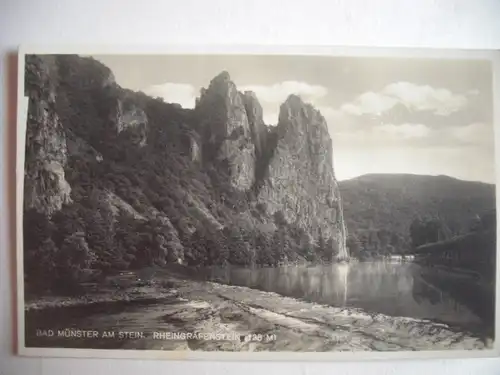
(24, 55), (72, 216)
(185, 193), (224, 233)
(66, 129), (103, 162)
(185, 130), (202, 163)
(111, 98), (148, 147)
(102, 190), (146, 221)
(195, 72), (255, 190)
(242, 91), (268, 159)
(256, 95), (348, 259)
(192, 73), (347, 259)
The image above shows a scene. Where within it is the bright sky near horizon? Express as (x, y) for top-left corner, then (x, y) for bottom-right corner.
(93, 54), (495, 183)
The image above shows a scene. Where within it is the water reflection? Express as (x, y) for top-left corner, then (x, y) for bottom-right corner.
(206, 261), (493, 334)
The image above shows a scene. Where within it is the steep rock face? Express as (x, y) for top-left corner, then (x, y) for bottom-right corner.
(257, 95), (348, 259)
(195, 72), (255, 190)
(242, 91), (268, 159)
(24, 55), (72, 216)
(185, 130), (202, 163)
(101, 189), (146, 221)
(111, 98), (148, 147)
(66, 129), (103, 162)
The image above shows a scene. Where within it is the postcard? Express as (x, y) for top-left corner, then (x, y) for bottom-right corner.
(16, 45), (500, 360)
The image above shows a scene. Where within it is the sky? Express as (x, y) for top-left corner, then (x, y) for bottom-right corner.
(93, 54), (495, 183)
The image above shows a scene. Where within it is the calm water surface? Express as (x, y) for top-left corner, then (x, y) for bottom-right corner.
(205, 261), (494, 333)
(25, 261), (494, 348)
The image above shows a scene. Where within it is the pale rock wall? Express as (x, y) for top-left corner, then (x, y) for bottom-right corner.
(24, 55), (72, 216)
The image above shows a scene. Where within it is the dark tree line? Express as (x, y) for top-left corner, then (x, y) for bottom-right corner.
(345, 209), (496, 259)
(409, 216), (452, 248)
(345, 229), (409, 259)
(24, 202), (341, 295)
(408, 209), (495, 250)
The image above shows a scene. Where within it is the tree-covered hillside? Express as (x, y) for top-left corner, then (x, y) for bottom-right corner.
(339, 174), (496, 258)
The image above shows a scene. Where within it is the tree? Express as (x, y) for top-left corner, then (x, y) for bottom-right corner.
(255, 231), (274, 265)
(227, 226), (252, 266)
(410, 216), (451, 248)
(480, 209), (496, 231)
(206, 229), (229, 266)
(82, 193), (116, 269)
(25, 237), (59, 292)
(273, 210), (287, 227)
(314, 232), (328, 260)
(113, 213), (141, 269)
(51, 204), (85, 247)
(185, 229), (208, 266)
(56, 232), (96, 293)
(324, 237), (339, 262)
(23, 209), (60, 292)
(271, 228), (293, 264)
(23, 209), (54, 252)
(470, 214), (483, 232)
(346, 234), (361, 258)
(470, 209), (496, 232)
(410, 217), (429, 248)
(295, 230), (315, 262)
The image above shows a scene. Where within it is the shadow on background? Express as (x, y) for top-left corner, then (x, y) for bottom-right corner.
(5, 52), (19, 354)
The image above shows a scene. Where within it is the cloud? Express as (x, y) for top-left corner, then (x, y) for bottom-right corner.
(142, 83), (198, 109)
(451, 122), (493, 146)
(467, 89), (480, 96)
(332, 123), (432, 148)
(262, 111), (280, 126)
(240, 81), (328, 105)
(333, 145), (495, 183)
(375, 123), (432, 139)
(340, 82), (470, 117)
(341, 92), (398, 116)
(331, 119), (493, 156)
(384, 82), (468, 115)
(142, 81), (329, 125)
(238, 81), (329, 125)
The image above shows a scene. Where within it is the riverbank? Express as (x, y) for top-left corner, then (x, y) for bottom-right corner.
(24, 266), (492, 351)
(24, 265), (189, 311)
(24, 285), (179, 312)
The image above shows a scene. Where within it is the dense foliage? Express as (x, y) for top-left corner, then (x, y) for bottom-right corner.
(413, 209), (496, 280)
(340, 174), (496, 258)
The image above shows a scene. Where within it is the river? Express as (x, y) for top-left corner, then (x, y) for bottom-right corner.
(24, 260), (494, 351)
(203, 260), (494, 335)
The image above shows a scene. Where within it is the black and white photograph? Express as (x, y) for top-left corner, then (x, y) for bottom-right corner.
(17, 48), (499, 359)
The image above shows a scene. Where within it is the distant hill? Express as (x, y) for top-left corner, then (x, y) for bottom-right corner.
(338, 174), (496, 256)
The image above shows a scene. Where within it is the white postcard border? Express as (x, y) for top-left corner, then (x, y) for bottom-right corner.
(15, 44), (500, 361)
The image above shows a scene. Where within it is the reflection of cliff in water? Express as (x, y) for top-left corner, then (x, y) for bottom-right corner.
(412, 266), (495, 338)
(206, 261), (491, 338)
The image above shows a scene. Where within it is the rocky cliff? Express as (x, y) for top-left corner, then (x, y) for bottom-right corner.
(194, 74), (348, 259)
(23, 55), (348, 289)
(24, 55), (72, 216)
(255, 95), (347, 259)
(195, 71), (256, 191)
